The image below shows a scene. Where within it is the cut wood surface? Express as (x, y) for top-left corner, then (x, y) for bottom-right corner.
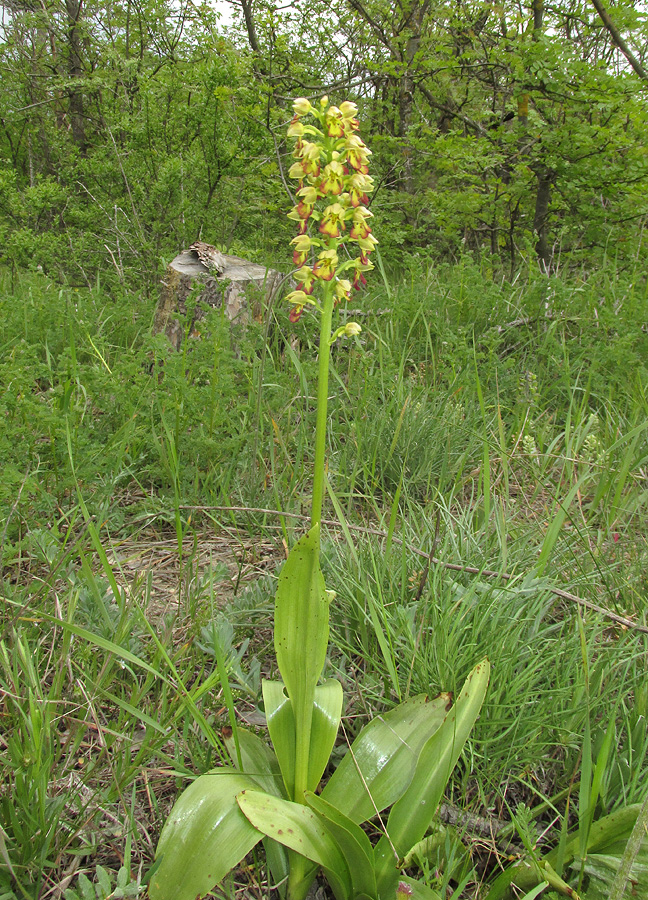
(154, 244), (285, 349)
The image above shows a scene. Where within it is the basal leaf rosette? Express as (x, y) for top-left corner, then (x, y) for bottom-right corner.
(285, 96), (376, 329)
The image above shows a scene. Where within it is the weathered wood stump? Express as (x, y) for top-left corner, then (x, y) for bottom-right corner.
(153, 243), (285, 350)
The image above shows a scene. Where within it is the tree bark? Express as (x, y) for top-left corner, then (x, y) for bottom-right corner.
(532, 164), (553, 272)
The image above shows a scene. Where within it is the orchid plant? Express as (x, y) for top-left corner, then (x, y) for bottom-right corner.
(148, 98), (489, 900)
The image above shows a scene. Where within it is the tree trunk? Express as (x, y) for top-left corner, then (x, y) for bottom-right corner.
(65, 0), (87, 152)
(154, 247), (286, 350)
(533, 165), (553, 272)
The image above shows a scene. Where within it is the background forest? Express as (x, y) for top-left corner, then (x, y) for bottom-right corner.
(2, 0), (648, 899)
(3, 0), (648, 281)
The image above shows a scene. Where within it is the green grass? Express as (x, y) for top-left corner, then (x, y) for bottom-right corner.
(1, 259), (647, 898)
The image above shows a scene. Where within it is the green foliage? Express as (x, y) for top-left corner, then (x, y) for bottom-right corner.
(2, 0), (648, 279)
(1, 131), (647, 900)
(149, 526), (489, 900)
(64, 865), (142, 900)
(0, 268), (276, 553)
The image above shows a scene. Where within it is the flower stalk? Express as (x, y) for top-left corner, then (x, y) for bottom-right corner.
(311, 281), (335, 529)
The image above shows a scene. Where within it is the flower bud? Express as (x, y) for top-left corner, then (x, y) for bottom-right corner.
(339, 101), (359, 119)
(344, 322), (362, 336)
(293, 97), (313, 117)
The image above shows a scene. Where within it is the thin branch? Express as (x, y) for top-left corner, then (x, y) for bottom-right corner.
(9, 95), (59, 113)
(268, 125), (295, 206)
(346, 0), (393, 52)
(589, 0), (648, 82)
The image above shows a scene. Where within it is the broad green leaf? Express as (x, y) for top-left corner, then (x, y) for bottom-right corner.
(264, 679), (343, 799)
(149, 769), (263, 900)
(374, 659), (490, 893)
(305, 791), (377, 899)
(274, 525), (330, 798)
(322, 693), (449, 823)
(237, 790), (352, 900)
(308, 679), (343, 790)
(224, 726), (285, 798)
(572, 804), (641, 855)
(576, 850), (648, 900)
(264, 679), (296, 798)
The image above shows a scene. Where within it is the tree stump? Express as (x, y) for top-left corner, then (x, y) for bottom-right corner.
(153, 244), (286, 350)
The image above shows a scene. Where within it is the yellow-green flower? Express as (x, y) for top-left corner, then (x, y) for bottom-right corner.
(335, 278), (352, 303)
(313, 248), (338, 281)
(344, 134), (371, 172)
(295, 265), (317, 294)
(285, 289), (313, 306)
(286, 288), (317, 323)
(291, 233), (313, 265)
(347, 172), (374, 207)
(287, 119), (305, 138)
(324, 105), (345, 138)
(297, 140), (322, 177)
(319, 203), (347, 238)
(351, 258), (374, 290)
(356, 232), (379, 263)
(349, 206), (373, 239)
(339, 101), (359, 126)
(330, 319), (362, 343)
(297, 185), (319, 205)
(289, 161), (307, 181)
(287, 206), (311, 233)
(320, 159), (345, 195)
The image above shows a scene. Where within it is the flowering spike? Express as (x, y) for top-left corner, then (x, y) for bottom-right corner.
(286, 95), (377, 320)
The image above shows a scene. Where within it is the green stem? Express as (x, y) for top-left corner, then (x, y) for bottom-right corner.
(286, 852), (317, 900)
(285, 284), (334, 900)
(311, 282), (335, 530)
